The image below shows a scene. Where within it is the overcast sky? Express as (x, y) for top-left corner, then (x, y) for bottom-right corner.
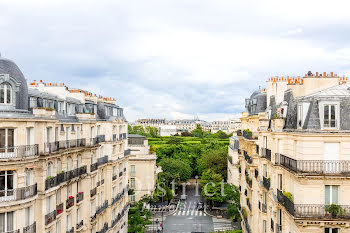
(1, 0), (350, 122)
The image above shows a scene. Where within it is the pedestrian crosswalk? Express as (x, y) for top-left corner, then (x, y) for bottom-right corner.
(173, 210), (206, 216)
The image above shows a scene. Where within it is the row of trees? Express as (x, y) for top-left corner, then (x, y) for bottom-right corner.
(128, 125), (158, 137)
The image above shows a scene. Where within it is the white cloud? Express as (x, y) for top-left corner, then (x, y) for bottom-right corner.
(1, 0), (350, 121)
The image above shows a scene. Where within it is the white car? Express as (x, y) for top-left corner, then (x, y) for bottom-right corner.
(180, 194), (187, 200)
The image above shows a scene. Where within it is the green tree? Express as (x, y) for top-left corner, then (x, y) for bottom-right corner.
(159, 158), (192, 182)
(192, 124), (204, 138)
(128, 201), (152, 233)
(145, 126), (158, 137)
(201, 170), (235, 205)
(166, 136), (182, 145)
(198, 147), (228, 179)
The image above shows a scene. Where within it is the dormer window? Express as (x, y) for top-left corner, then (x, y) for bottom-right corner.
(0, 83), (12, 104)
(320, 102), (340, 129)
(323, 104), (337, 128)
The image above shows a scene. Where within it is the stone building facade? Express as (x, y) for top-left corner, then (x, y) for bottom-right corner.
(0, 55), (129, 233)
(229, 72), (350, 233)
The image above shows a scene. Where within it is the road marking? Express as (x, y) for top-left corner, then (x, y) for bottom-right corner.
(186, 210), (189, 215)
(191, 210), (194, 215)
(199, 211), (202, 216)
(203, 212), (206, 216)
(194, 211), (198, 216)
(182, 210), (186, 216)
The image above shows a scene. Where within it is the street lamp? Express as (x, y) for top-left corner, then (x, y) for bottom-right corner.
(195, 175), (199, 197)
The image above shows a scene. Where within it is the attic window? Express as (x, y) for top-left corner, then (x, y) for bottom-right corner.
(323, 105), (336, 128)
(320, 102), (340, 130)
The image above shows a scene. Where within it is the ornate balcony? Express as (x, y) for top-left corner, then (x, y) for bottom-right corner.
(112, 175), (117, 181)
(56, 203), (64, 216)
(277, 153), (350, 175)
(90, 187), (97, 197)
(261, 148), (271, 161)
(262, 176), (270, 190)
(45, 210), (57, 225)
(0, 145), (39, 159)
(96, 200), (108, 214)
(76, 220), (83, 230)
(277, 189), (294, 216)
(97, 223), (108, 233)
(76, 192), (84, 203)
(23, 222), (36, 233)
(97, 155), (108, 166)
(294, 204), (350, 220)
(124, 149), (131, 156)
(44, 141), (59, 153)
(45, 139), (86, 153)
(0, 183), (37, 202)
(90, 162), (98, 172)
(66, 196), (75, 209)
(66, 227), (74, 233)
(244, 151), (252, 164)
(78, 166), (87, 176)
(96, 135), (105, 143)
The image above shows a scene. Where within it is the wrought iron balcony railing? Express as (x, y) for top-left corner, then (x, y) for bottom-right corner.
(261, 148), (272, 161)
(23, 222), (36, 233)
(244, 151), (252, 164)
(90, 162), (98, 172)
(294, 204), (350, 220)
(277, 153), (350, 175)
(76, 220), (83, 230)
(262, 176), (270, 190)
(96, 200), (108, 214)
(76, 192), (84, 203)
(96, 135), (105, 143)
(66, 227), (74, 233)
(277, 189), (294, 216)
(45, 139), (86, 153)
(0, 145), (39, 159)
(66, 196), (75, 209)
(45, 209), (57, 225)
(124, 149), (131, 156)
(90, 187), (97, 197)
(97, 155), (108, 166)
(56, 203), (64, 216)
(0, 183), (37, 202)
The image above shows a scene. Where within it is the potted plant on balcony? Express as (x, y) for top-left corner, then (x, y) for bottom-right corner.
(282, 190), (294, 203)
(326, 204), (341, 218)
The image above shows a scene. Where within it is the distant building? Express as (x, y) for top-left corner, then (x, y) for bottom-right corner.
(128, 134), (157, 202)
(159, 125), (177, 136)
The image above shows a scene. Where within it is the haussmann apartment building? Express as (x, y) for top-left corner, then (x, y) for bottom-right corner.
(0, 55), (130, 233)
(228, 71), (350, 233)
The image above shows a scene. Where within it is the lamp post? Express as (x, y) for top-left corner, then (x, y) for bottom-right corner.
(195, 175), (199, 196)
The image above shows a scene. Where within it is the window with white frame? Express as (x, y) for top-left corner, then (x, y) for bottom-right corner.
(130, 165), (135, 176)
(0, 83), (12, 104)
(323, 104), (337, 128)
(0, 211), (14, 232)
(325, 228), (339, 233)
(29, 97), (37, 108)
(130, 178), (135, 189)
(325, 185), (339, 205)
(0, 128), (14, 155)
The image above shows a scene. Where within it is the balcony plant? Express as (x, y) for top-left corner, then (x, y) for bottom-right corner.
(282, 190), (293, 203)
(326, 204), (342, 218)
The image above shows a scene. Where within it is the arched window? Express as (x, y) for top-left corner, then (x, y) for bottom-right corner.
(67, 156), (73, 171)
(47, 162), (53, 177)
(0, 83), (12, 104)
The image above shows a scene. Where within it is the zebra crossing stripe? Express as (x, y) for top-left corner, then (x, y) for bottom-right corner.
(199, 211), (202, 216)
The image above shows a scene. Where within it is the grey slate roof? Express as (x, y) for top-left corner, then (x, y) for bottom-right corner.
(0, 56), (28, 110)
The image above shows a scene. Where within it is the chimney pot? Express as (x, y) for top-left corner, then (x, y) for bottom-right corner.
(331, 72), (334, 76)
(323, 72), (326, 77)
(316, 72), (318, 76)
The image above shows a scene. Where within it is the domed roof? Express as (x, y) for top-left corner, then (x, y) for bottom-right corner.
(0, 54), (29, 110)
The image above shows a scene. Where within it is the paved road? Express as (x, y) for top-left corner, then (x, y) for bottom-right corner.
(147, 184), (238, 233)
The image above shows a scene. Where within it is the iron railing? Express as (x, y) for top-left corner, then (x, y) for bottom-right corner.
(262, 203), (267, 213)
(56, 203), (64, 216)
(90, 162), (98, 172)
(45, 210), (57, 225)
(96, 200), (108, 214)
(244, 151), (252, 164)
(76, 220), (83, 230)
(262, 177), (270, 190)
(294, 204), (350, 219)
(97, 223), (109, 233)
(76, 192), (84, 203)
(0, 183), (37, 202)
(90, 187), (97, 197)
(97, 156), (108, 166)
(66, 196), (75, 209)
(277, 189), (294, 216)
(96, 135), (105, 143)
(261, 148), (271, 161)
(278, 153), (350, 175)
(124, 149), (131, 156)
(23, 222), (36, 233)
(0, 145), (39, 159)
(45, 139), (86, 153)
(66, 227), (74, 233)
